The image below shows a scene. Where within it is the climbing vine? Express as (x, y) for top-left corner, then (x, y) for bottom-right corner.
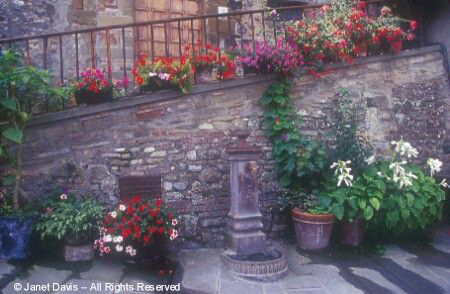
(260, 77), (328, 192)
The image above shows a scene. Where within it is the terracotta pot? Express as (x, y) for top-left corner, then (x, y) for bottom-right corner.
(339, 217), (365, 247)
(196, 64), (215, 83)
(291, 208), (335, 251)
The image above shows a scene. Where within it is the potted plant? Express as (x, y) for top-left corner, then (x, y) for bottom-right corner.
(189, 44), (220, 83)
(36, 192), (104, 262)
(69, 67), (128, 105)
(133, 54), (194, 94)
(96, 196), (179, 268)
(0, 49), (62, 260)
(325, 160), (382, 246)
(279, 190), (336, 251)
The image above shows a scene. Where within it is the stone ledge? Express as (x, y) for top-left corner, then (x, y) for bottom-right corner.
(29, 45), (444, 127)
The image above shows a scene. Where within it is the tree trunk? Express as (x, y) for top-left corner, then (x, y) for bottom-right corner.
(12, 142), (23, 211)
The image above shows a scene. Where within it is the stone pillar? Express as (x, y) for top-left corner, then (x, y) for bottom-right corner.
(225, 130), (266, 255)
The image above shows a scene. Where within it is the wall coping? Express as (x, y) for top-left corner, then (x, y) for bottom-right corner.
(29, 45), (443, 127)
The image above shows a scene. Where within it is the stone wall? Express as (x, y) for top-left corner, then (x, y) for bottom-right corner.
(8, 45), (450, 248)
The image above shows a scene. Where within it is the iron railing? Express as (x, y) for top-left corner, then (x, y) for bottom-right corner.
(0, 1), (385, 85)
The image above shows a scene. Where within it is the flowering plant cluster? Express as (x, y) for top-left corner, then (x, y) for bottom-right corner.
(72, 67), (128, 95)
(324, 140), (447, 233)
(133, 55), (194, 94)
(188, 44), (236, 80)
(36, 192), (105, 245)
(238, 39), (303, 76)
(286, 0), (417, 65)
(95, 196), (179, 257)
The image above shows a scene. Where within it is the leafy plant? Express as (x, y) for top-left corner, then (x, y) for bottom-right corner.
(36, 192), (105, 245)
(261, 78), (328, 192)
(329, 88), (371, 177)
(0, 49), (63, 212)
(133, 54), (194, 94)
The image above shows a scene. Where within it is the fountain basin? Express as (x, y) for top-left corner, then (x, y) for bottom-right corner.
(221, 249), (288, 282)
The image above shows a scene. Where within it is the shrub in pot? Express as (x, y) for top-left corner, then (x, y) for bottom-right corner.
(0, 49), (63, 260)
(324, 160), (382, 247)
(279, 190), (336, 251)
(36, 192), (104, 262)
(96, 196), (179, 273)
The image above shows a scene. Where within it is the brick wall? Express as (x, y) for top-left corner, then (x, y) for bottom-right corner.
(8, 45), (450, 248)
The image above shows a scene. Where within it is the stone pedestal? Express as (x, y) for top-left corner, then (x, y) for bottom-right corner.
(225, 130), (266, 255)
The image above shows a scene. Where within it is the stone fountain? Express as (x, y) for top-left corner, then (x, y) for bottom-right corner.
(221, 130), (288, 282)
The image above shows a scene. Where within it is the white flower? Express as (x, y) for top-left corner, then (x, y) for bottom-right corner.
(119, 204), (126, 211)
(103, 234), (112, 243)
(389, 161), (406, 175)
(109, 211), (117, 218)
(170, 229), (179, 241)
(60, 193), (67, 200)
(149, 72), (157, 77)
(391, 140), (418, 158)
(113, 236), (123, 243)
(331, 160), (353, 187)
(172, 219), (178, 226)
(115, 244), (123, 252)
(365, 155), (376, 165)
(376, 172), (383, 177)
(99, 227), (107, 234)
(126, 245), (137, 256)
(439, 179), (449, 189)
(427, 158), (443, 177)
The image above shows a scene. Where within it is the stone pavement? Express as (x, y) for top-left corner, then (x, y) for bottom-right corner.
(1, 228), (450, 294)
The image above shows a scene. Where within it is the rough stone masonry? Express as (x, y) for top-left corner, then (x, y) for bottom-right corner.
(9, 45), (450, 248)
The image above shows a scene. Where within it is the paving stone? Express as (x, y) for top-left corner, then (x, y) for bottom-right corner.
(282, 245), (313, 276)
(349, 267), (407, 293)
(263, 283), (286, 294)
(3, 265), (73, 293)
(178, 249), (221, 294)
(121, 267), (171, 293)
(285, 290), (329, 294)
(303, 264), (364, 294)
(218, 277), (263, 294)
(0, 261), (16, 277)
(79, 259), (126, 282)
(281, 273), (322, 290)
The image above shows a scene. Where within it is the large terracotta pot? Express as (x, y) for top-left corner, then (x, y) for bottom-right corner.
(291, 208), (335, 251)
(339, 217), (365, 247)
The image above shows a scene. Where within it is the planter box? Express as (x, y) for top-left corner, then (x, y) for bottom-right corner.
(75, 87), (114, 105)
(64, 244), (94, 262)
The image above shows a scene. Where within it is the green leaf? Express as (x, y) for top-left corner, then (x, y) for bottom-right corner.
(370, 198), (381, 210)
(363, 206), (374, 220)
(260, 94), (273, 105)
(2, 125), (23, 143)
(376, 180), (386, 193)
(405, 194), (414, 207)
(0, 96), (17, 111)
(333, 204), (345, 220)
(274, 95), (286, 105)
(401, 209), (410, 221)
(279, 174), (292, 187)
(358, 199), (366, 209)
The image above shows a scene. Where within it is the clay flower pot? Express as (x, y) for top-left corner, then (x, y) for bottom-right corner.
(339, 217), (365, 247)
(291, 208), (336, 251)
(195, 64), (215, 83)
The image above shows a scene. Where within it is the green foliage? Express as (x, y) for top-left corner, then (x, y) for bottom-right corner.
(261, 78), (328, 194)
(323, 165), (385, 222)
(36, 193), (105, 244)
(368, 161), (445, 237)
(329, 88), (371, 176)
(0, 49), (65, 211)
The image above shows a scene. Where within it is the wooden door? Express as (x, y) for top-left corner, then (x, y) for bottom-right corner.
(135, 0), (204, 59)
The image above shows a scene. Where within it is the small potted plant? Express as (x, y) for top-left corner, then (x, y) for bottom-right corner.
(190, 44), (220, 83)
(216, 56), (236, 80)
(325, 160), (381, 246)
(36, 192), (104, 262)
(70, 67), (128, 105)
(96, 196), (179, 268)
(279, 189), (336, 251)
